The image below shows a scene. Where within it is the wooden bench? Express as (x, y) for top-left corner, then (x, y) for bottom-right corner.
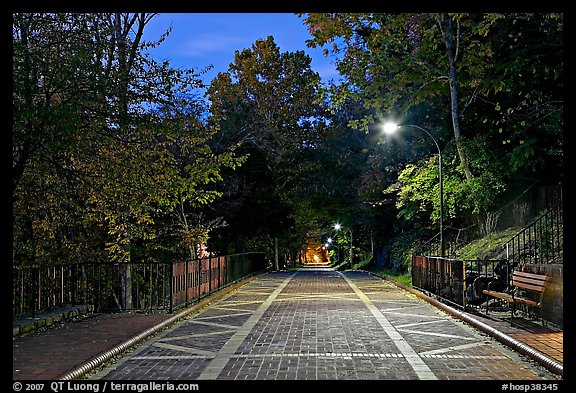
(482, 270), (548, 324)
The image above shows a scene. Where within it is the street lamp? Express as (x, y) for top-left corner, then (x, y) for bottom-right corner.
(333, 222), (354, 268)
(383, 122), (445, 257)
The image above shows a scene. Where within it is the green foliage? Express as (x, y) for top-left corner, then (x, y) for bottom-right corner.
(367, 266), (413, 288)
(303, 12), (562, 242)
(303, 13), (497, 127)
(456, 227), (521, 260)
(206, 36), (334, 256)
(390, 147), (508, 228)
(13, 12), (562, 276)
(389, 159), (437, 222)
(388, 230), (423, 273)
(351, 254), (374, 270)
(12, 13), (243, 267)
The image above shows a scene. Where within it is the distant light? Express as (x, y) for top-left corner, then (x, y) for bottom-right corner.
(327, 237), (333, 243)
(334, 223), (341, 230)
(383, 122), (400, 134)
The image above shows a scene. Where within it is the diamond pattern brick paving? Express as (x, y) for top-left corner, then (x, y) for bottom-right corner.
(92, 270), (557, 380)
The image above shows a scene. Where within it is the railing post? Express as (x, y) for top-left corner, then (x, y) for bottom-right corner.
(169, 262), (173, 314)
(185, 259), (189, 307)
(209, 256), (212, 294)
(61, 265), (65, 307)
(218, 255), (221, 288)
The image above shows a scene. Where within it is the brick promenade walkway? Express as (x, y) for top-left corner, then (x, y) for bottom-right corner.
(13, 313), (172, 380)
(13, 269), (563, 382)
(77, 269), (561, 381)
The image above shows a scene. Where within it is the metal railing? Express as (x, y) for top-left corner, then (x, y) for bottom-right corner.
(416, 184), (563, 261)
(414, 231), (460, 258)
(170, 252), (266, 311)
(504, 201), (563, 267)
(412, 255), (561, 326)
(13, 252), (266, 319)
(411, 256), (509, 310)
(412, 184), (562, 321)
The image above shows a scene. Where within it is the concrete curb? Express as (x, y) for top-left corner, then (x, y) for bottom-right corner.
(361, 270), (563, 377)
(58, 273), (266, 380)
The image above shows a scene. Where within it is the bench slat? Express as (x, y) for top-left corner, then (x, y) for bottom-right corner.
(511, 275), (547, 285)
(510, 271), (547, 293)
(512, 281), (546, 293)
(513, 271), (549, 280)
(512, 272), (547, 281)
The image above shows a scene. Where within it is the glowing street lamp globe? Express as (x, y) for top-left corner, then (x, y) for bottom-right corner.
(382, 121), (400, 134)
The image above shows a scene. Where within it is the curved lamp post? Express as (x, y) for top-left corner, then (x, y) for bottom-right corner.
(383, 122), (445, 257)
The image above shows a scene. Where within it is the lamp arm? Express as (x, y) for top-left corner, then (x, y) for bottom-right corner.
(404, 124), (441, 155)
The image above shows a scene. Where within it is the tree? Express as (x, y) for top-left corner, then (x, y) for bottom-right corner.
(301, 13), (503, 176)
(473, 14), (563, 184)
(301, 12), (563, 236)
(13, 14), (244, 309)
(13, 13), (113, 266)
(206, 36), (330, 262)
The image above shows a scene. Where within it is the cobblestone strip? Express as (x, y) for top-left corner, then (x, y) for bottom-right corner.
(197, 272), (296, 379)
(338, 271), (438, 380)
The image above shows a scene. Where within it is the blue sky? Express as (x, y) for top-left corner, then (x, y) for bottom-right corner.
(142, 13), (341, 87)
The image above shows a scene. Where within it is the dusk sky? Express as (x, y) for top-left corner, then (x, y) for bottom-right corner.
(142, 13), (342, 88)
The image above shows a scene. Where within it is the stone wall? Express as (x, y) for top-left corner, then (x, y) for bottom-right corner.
(13, 304), (94, 337)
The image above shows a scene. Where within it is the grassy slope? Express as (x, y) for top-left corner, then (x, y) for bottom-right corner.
(363, 226), (524, 287)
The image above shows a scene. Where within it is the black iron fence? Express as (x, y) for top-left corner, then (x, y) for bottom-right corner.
(411, 184), (562, 323)
(411, 255), (562, 326)
(414, 231), (460, 259)
(412, 256), (510, 310)
(13, 252), (266, 319)
(504, 201), (563, 267)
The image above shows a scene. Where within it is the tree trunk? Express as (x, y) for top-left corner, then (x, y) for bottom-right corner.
(349, 229), (354, 268)
(120, 241), (133, 311)
(112, 14), (149, 312)
(441, 14), (485, 231)
(274, 237), (279, 270)
(370, 230), (374, 263)
(441, 14), (473, 181)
